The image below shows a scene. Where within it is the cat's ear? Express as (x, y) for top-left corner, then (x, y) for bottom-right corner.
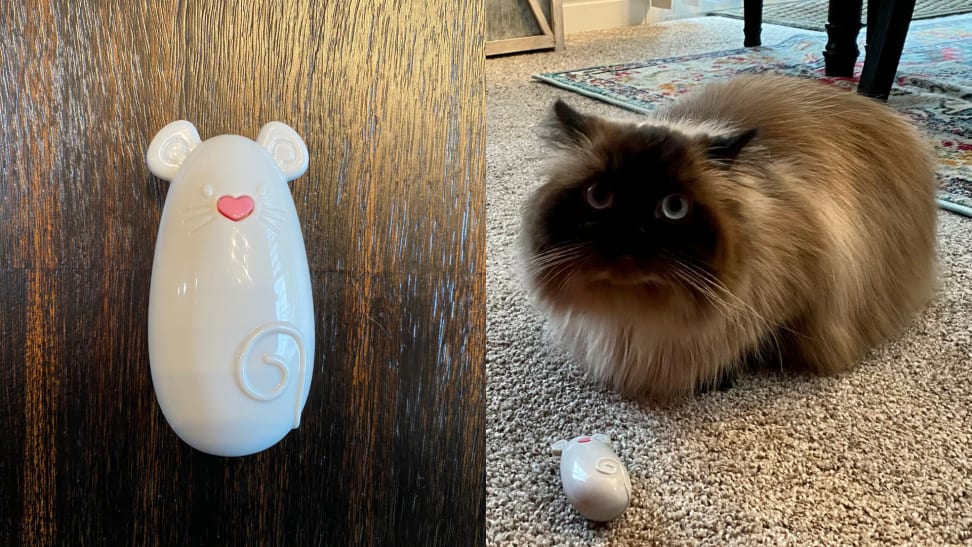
(705, 128), (758, 165)
(545, 99), (597, 147)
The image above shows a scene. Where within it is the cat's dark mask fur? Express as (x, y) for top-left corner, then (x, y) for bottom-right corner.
(524, 99), (756, 311)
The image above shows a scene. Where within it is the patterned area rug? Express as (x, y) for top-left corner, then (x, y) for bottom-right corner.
(710, 0), (972, 32)
(534, 14), (972, 217)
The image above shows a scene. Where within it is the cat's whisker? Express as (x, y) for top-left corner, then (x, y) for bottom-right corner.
(673, 258), (812, 346)
(678, 267), (750, 315)
(531, 242), (589, 264)
(553, 268), (577, 297)
(529, 244), (593, 295)
(667, 265), (739, 325)
(664, 258), (761, 330)
(539, 260), (582, 292)
(692, 268), (791, 333)
(662, 254), (754, 313)
(527, 244), (590, 278)
(668, 262), (789, 369)
(679, 264), (771, 331)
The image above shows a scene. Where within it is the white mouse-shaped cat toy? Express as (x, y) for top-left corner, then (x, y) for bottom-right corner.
(146, 120), (315, 457)
(552, 434), (632, 522)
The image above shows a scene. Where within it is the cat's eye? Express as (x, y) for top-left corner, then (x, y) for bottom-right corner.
(585, 183), (613, 210)
(657, 193), (692, 221)
(202, 184), (214, 198)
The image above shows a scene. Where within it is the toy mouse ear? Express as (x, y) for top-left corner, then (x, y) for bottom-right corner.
(592, 433), (611, 444)
(146, 120), (201, 181)
(551, 440), (568, 455)
(257, 121), (309, 181)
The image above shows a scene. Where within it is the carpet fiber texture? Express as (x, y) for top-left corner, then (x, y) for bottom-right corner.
(487, 17), (972, 546)
(534, 13), (972, 216)
(710, 0), (972, 32)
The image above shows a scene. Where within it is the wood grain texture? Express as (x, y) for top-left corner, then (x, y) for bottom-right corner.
(0, 1), (484, 545)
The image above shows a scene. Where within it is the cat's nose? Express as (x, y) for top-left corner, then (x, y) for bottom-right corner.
(217, 195), (255, 221)
(635, 224), (656, 241)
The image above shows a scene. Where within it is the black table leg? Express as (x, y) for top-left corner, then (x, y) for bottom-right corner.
(858, 0), (917, 100)
(823, 0), (864, 76)
(865, 0), (878, 52)
(744, 0), (764, 47)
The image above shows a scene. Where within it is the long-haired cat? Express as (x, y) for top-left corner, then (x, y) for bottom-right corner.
(519, 74), (938, 399)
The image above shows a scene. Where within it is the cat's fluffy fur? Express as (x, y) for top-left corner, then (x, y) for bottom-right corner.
(519, 75), (938, 399)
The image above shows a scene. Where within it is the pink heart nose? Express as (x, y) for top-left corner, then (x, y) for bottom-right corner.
(217, 195), (255, 221)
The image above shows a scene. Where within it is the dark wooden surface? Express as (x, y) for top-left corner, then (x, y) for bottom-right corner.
(0, 2), (485, 546)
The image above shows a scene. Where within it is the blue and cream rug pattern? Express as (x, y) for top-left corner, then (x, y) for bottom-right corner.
(534, 14), (972, 217)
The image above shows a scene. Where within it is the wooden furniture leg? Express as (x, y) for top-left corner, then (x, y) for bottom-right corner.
(744, 0), (764, 47)
(823, 0), (864, 77)
(858, 0), (917, 100)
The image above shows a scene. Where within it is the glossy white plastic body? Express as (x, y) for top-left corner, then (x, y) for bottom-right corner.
(552, 434), (632, 522)
(147, 120), (314, 457)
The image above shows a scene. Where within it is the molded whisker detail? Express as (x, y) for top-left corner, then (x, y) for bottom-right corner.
(180, 203), (214, 215)
(261, 204), (286, 214)
(181, 208), (214, 218)
(185, 215), (217, 236)
(260, 211), (287, 223)
(180, 205), (218, 225)
(258, 216), (281, 233)
(260, 205), (289, 221)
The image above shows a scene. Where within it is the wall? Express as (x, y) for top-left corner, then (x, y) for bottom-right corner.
(561, 0), (747, 34)
(561, 0), (649, 34)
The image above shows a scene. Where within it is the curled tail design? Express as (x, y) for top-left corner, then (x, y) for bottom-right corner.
(235, 321), (308, 428)
(595, 457), (621, 475)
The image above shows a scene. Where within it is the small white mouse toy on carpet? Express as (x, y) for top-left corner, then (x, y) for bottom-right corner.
(552, 434), (632, 522)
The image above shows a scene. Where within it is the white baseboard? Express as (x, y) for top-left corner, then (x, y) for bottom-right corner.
(562, 0), (650, 35)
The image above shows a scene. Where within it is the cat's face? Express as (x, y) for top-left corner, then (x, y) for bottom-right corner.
(520, 100), (756, 321)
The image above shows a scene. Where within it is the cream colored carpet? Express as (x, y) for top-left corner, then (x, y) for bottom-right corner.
(486, 17), (972, 546)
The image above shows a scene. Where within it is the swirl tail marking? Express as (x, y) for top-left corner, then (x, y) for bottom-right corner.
(235, 321), (308, 428)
